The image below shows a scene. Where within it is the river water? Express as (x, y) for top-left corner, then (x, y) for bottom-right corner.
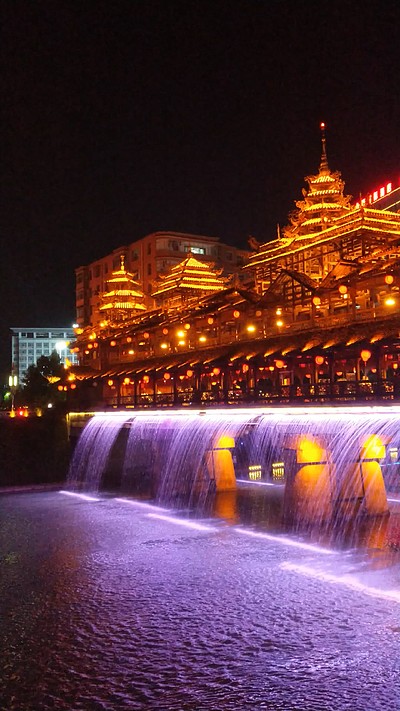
(1, 488), (400, 711)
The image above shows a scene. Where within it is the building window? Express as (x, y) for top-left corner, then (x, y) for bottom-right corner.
(147, 263), (152, 275)
(94, 265), (101, 277)
(184, 245), (205, 255)
(131, 249), (139, 261)
(147, 243), (152, 255)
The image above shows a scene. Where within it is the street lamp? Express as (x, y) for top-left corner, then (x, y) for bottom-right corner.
(8, 374), (18, 411)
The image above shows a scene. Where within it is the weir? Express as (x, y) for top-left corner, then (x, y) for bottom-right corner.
(67, 406), (400, 529)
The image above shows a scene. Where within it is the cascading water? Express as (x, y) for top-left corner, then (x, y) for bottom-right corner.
(67, 406), (400, 536)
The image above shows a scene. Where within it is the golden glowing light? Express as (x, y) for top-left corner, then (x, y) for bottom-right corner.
(247, 324), (256, 333)
(385, 274), (394, 285)
(276, 320), (284, 327)
(360, 350), (372, 362)
(199, 335), (207, 343)
(164, 372), (171, 380)
(186, 369), (193, 377)
(162, 328), (169, 335)
(110, 340), (116, 347)
(233, 310), (240, 319)
(315, 355), (324, 365)
(312, 296), (321, 306)
(207, 317), (214, 325)
(339, 285), (348, 294)
(385, 296), (396, 306)
(161, 342), (168, 349)
(143, 375), (150, 384)
(177, 330), (185, 338)
(107, 379), (114, 386)
(276, 308), (282, 316)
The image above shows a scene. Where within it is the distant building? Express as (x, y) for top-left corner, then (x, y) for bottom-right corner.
(75, 231), (248, 328)
(10, 327), (79, 382)
(356, 179), (400, 213)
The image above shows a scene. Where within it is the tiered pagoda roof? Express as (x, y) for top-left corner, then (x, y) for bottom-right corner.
(284, 122), (352, 240)
(99, 255), (146, 320)
(152, 254), (227, 299)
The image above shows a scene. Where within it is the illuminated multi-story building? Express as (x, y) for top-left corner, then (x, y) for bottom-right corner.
(75, 231), (248, 329)
(69, 127), (400, 408)
(10, 327), (79, 382)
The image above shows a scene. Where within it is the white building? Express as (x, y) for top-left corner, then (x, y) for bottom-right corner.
(10, 327), (79, 382)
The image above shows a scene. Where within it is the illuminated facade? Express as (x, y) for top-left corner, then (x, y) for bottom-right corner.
(11, 327), (79, 382)
(75, 231), (248, 328)
(68, 128), (400, 408)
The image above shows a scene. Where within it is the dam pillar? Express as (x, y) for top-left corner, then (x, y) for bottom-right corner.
(284, 435), (333, 524)
(205, 434), (237, 491)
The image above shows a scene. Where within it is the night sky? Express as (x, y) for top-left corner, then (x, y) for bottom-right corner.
(1, 0), (399, 375)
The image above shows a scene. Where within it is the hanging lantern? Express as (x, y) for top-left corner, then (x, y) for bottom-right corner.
(143, 332), (150, 339)
(315, 355), (324, 366)
(207, 317), (214, 325)
(385, 274), (394, 285)
(255, 310), (262, 317)
(242, 364), (249, 373)
(360, 349), (372, 363)
(110, 340), (116, 347)
(312, 296), (321, 306)
(126, 336), (132, 343)
(57, 385), (63, 391)
(162, 328), (169, 335)
(268, 366), (275, 372)
(143, 375), (150, 384)
(107, 379), (114, 386)
(275, 360), (284, 369)
(123, 377), (130, 385)
(70, 383), (77, 390)
(186, 369), (193, 378)
(164, 372), (171, 380)
(184, 323), (191, 330)
(213, 367), (220, 376)
(339, 285), (348, 295)
(233, 310), (240, 319)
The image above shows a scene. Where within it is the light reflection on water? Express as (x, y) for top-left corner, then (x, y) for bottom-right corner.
(0, 490), (399, 711)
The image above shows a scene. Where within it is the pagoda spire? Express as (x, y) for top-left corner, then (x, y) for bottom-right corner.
(319, 122), (329, 174)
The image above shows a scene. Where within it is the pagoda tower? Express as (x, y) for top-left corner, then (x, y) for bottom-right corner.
(99, 255), (146, 325)
(152, 253), (227, 312)
(284, 123), (352, 240)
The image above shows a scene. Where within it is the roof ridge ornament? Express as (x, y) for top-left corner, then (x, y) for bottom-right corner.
(319, 122), (329, 174)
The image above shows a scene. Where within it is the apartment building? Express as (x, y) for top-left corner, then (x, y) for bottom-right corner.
(11, 327), (79, 382)
(75, 231), (248, 328)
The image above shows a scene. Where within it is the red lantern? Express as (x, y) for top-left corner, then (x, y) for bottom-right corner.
(207, 317), (214, 325)
(164, 372), (171, 380)
(275, 360), (284, 369)
(339, 285), (348, 295)
(143, 375), (150, 384)
(242, 364), (249, 373)
(213, 367), (220, 376)
(385, 274), (394, 285)
(361, 350), (372, 363)
(315, 355), (324, 366)
(233, 310), (240, 319)
(312, 296), (321, 306)
(186, 369), (193, 378)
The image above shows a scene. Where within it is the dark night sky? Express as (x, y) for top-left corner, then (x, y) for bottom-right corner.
(1, 0), (399, 374)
